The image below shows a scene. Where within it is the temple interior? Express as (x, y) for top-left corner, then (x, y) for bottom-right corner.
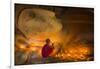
(15, 4), (94, 65)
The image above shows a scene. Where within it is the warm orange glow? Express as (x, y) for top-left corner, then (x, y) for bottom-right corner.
(27, 32), (62, 47)
(15, 32), (93, 62)
(54, 44), (93, 61)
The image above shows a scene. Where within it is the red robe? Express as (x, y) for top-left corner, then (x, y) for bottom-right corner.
(42, 44), (53, 58)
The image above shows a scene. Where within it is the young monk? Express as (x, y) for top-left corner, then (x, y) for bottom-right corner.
(42, 38), (54, 63)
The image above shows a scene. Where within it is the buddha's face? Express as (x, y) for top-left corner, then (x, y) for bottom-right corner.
(18, 8), (62, 39)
